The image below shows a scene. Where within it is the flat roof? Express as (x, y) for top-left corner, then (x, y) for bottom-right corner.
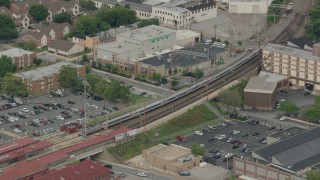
(1, 160), (48, 179)
(140, 43), (224, 68)
(263, 43), (320, 62)
(269, 127), (305, 139)
(176, 30), (200, 41)
(14, 62), (83, 81)
(0, 48), (34, 58)
(154, 4), (190, 14)
(94, 41), (140, 54)
(116, 25), (176, 42)
(255, 127), (320, 171)
(150, 144), (191, 160)
(118, 1), (152, 12)
(0, 137), (36, 155)
(244, 76), (277, 94)
(258, 71), (288, 83)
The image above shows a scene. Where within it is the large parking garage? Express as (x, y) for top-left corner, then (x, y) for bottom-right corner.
(172, 120), (280, 169)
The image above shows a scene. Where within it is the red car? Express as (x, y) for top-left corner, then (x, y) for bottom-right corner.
(176, 136), (187, 142)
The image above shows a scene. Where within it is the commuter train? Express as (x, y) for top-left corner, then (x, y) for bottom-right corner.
(82, 48), (262, 135)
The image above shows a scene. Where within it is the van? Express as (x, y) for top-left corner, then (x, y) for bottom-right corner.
(204, 40), (212, 45)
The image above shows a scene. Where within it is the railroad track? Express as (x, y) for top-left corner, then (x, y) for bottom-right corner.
(112, 53), (262, 130)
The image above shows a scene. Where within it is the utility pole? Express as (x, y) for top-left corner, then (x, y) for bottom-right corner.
(214, 24), (217, 40)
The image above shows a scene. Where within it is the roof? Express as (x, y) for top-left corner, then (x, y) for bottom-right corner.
(147, 144), (191, 160)
(94, 41), (140, 54)
(48, 39), (77, 52)
(1, 160), (48, 180)
(269, 127), (305, 139)
(35, 159), (109, 180)
(93, 0), (118, 5)
(22, 31), (47, 40)
(244, 76), (277, 94)
(140, 43), (224, 68)
(153, 4), (190, 14)
(0, 138), (37, 156)
(176, 30), (200, 41)
(116, 25), (176, 42)
(263, 43), (320, 61)
(35, 22), (71, 34)
(287, 36), (315, 49)
(14, 62), (83, 81)
(254, 127), (320, 171)
(118, 1), (152, 12)
(178, 0), (216, 11)
(258, 71), (289, 83)
(0, 48), (34, 58)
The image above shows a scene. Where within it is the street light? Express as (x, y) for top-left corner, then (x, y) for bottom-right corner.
(82, 79), (91, 137)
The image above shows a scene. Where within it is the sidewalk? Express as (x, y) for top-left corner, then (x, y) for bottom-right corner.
(0, 130), (22, 139)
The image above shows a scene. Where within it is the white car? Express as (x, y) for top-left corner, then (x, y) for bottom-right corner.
(218, 134), (226, 140)
(20, 108), (30, 113)
(280, 116), (287, 121)
(56, 116), (64, 121)
(262, 140), (267, 144)
(233, 130), (240, 135)
(91, 104), (99, 109)
(200, 144), (205, 148)
(51, 101), (58, 105)
(225, 153), (233, 158)
(137, 172), (147, 177)
(13, 128), (22, 133)
(10, 103), (17, 107)
(194, 130), (203, 136)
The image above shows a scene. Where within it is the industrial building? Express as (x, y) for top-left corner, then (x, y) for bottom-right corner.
(14, 62), (86, 94)
(142, 144), (203, 173)
(0, 48), (36, 69)
(263, 43), (320, 92)
(266, 127), (305, 145)
(229, 0), (273, 14)
(244, 71), (289, 110)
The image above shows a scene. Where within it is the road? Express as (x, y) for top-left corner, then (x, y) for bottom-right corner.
(97, 160), (172, 180)
(92, 69), (172, 96)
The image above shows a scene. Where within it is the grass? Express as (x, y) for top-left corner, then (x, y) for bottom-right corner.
(302, 106), (320, 123)
(108, 104), (218, 160)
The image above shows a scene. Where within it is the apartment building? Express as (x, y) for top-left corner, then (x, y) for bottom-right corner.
(152, 5), (191, 29)
(0, 48), (35, 69)
(262, 43), (320, 92)
(14, 62), (85, 94)
(177, 0), (217, 22)
(72, 34), (100, 49)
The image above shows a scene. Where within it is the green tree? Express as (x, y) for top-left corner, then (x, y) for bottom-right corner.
(86, 74), (102, 92)
(0, 56), (17, 77)
(80, 0), (97, 11)
(0, 14), (18, 40)
(306, 170), (320, 180)
(171, 77), (179, 87)
(33, 58), (42, 67)
(138, 18), (160, 28)
(58, 65), (82, 89)
(194, 68), (204, 79)
(82, 54), (89, 63)
(28, 4), (49, 21)
(279, 102), (299, 114)
(190, 143), (204, 156)
(0, 0), (10, 7)
(152, 72), (161, 82)
(2, 75), (28, 98)
(53, 12), (72, 23)
(237, 40), (242, 47)
(174, 68), (178, 74)
(224, 40), (229, 46)
(73, 15), (98, 36)
(211, 37), (216, 42)
(218, 89), (242, 110)
(96, 7), (137, 28)
(216, 39), (221, 43)
(96, 79), (130, 102)
(315, 96), (320, 106)
(182, 69), (189, 76)
(85, 65), (91, 73)
(91, 61), (97, 68)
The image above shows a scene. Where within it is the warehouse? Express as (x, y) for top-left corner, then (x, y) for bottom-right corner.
(229, 0), (273, 14)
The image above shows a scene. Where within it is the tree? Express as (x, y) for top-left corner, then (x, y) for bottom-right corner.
(33, 58), (42, 67)
(224, 40), (229, 46)
(168, 68), (172, 75)
(96, 79), (130, 102)
(80, 0), (97, 11)
(96, 7), (137, 28)
(73, 15), (98, 36)
(28, 4), (49, 21)
(53, 12), (72, 23)
(237, 40), (242, 47)
(85, 65), (91, 73)
(182, 69), (189, 76)
(279, 102), (299, 114)
(2, 75), (28, 98)
(171, 77), (179, 87)
(58, 65), (82, 89)
(306, 170), (320, 180)
(0, 0), (10, 8)
(0, 56), (17, 77)
(0, 14), (18, 40)
(82, 54), (89, 63)
(152, 72), (161, 82)
(218, 89), (242, 111)
(211, 37), (216, 42)
(194, 68), (204, 79)
(190, 143), (204, 156)
(138, 18), (159, 28)
(216, 39), (221, 43)
(91, 61), (97, 69)
(86, 74), (102, 92)
(315, 96), (320, 106)
(174, 68), (178, 74)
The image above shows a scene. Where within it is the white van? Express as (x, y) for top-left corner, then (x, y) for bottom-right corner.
(204, 40), (212, 45)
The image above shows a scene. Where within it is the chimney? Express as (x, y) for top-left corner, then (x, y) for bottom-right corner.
(313, 43), (320, 57)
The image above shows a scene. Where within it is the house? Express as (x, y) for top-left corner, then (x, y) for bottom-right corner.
(72, 34), (100, 49)
(0, 6), (30, 29)
(48, 39), (85, 57)
(21, 32), (48, 49)
(35, 22), (71, 40)
(0, 48), (36, 69)
(92, 0), (118, 9)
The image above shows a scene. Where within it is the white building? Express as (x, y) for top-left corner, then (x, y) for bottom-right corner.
(116, 25), (177, 55)
(229, 0), (273, 14)
(177, 0), (217, 22)
(152, 5), (191, 29)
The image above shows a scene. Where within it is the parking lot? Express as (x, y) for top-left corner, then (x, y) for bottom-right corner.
(172, 121), (279, 168)
(0, 87), (157, 138)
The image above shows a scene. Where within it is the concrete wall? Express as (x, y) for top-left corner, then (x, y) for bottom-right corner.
(192, 5), (217, 22)
(229, 1), (269, 14)
(152, 7), (191, 29)
(244, 91), (276, 110)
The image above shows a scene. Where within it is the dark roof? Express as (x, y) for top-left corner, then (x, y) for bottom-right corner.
(287, 36), (315, 49)
(255, 127), (320, 171)
(48, 39), (76, 52)
(269, 127), (305, 140)
(141, 43), (225, 68)
(178, 0), (216, 11)
(118, 1), (152, 12)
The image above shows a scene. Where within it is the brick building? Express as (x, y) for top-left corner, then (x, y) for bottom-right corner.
(14, 62), (86, 94)
(0, 48), (36, 69)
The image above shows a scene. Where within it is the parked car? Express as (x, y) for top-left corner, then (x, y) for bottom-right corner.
(176, 136), (187, 142)
(137, 172), (147, 177)
(280, 116), (287, 121)
(67, 100), (75, 104)
(194, 130), (203, 136)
